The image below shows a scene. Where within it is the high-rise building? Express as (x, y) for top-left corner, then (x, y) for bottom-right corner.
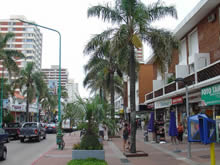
(0, 15), (43, 75)
(135, 46), (144, 63)
(41, 65), (69, 90)
(66, 79), (79, 103)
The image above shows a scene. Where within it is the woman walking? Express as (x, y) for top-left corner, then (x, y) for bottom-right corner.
(122, 123), (129, 152)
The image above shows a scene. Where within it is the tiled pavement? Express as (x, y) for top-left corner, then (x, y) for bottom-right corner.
(32, 130), (220, 165)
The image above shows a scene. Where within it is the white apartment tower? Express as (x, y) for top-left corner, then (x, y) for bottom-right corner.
(0, 15), (42, 74)
(66, 79), (79, 103)
(41, 65), (69, 88)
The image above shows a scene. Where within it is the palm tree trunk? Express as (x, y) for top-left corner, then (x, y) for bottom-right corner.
(110, 72), (115, 119)
(26, 92), (29, 122)
(129, 42), (136, 153)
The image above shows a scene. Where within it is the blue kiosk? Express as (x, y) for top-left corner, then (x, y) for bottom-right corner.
(188, 114), (216, 165)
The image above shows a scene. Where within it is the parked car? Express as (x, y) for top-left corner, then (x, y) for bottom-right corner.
(19, 122), (46, 142)
(4, 122), (21, 140)
(45, 123), (57, 134)
(0, 138), (7, 160)
(0, 128), (9, 143)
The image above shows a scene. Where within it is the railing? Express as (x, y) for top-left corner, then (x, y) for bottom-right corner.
(145, 60), (220, 101)
(145, 92), (153, 100)
(154, 88), (163, 97)
(165, 82), (176, 94)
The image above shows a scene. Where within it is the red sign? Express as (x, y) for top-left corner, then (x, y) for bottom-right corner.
(172, 96), (183, 105)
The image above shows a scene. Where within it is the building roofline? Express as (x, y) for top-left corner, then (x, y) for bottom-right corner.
(174, 0), (220, 39)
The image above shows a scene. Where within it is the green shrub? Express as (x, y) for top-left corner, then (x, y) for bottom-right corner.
(77, 134), (103, 150)
(67, 158), (107, 165)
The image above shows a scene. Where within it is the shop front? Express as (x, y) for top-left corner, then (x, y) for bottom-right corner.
(155, 99), (172, 142)
(201, 83), (220, 142)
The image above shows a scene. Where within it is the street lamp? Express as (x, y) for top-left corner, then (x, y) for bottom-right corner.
(15, 19), (62, 149)
(175, 77), (191, 158)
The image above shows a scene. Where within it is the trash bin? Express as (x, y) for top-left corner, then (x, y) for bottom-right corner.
(144, 131), (148, 142)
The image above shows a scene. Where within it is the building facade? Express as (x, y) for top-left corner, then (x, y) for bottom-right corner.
(144, 0), (220, 141)
(66, 79), (79, 103)
(41, 65), (69, 90)
(0, 15), (43, 74)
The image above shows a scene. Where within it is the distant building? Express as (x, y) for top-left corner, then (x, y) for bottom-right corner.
(66, 79), (79, 103)
(0, 15), (43, 75)
(41, 65), (69, 90)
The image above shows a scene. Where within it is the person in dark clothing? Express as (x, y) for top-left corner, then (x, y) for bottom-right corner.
(122, 123), (129, 152)
(177, 122), (184, 143)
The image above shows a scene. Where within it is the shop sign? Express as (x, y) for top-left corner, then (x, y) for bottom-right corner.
(201, 83), (220, 106)
(147, 103), (154, 109)
(12, 104), (25, 112)
(155, 99), (172, 109)
(172, 96), (183, 105)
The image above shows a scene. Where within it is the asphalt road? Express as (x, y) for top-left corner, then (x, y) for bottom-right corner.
(1, 134), (56, 165)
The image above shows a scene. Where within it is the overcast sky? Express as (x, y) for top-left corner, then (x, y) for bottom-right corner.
(0, 0), (200, 98)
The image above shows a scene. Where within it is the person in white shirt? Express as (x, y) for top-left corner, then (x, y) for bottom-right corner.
(99, 123), (104, 140)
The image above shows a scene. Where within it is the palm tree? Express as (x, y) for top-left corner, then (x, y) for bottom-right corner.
(0, 32), (25, 126)
(13, 62), (41, 122)
(84, 39), (124, 119)
(0, 32), (25, 78)
(88, 0), (179, 152)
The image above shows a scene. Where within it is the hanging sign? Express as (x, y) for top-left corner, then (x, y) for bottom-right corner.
(172, 96), (183, 105)
(155, 99), (172, 109)
(201, 83), (220, 106)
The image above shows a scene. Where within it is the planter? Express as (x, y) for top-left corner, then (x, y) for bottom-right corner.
(72, 150), (105, 160)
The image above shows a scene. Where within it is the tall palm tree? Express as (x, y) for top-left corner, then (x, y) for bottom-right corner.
(84, 39), (124, 119)
(88, 0), (179, 152)
(13, 62), (41, 122)
(0, 32), (24, 126)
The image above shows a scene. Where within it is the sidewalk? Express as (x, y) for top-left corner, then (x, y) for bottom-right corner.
(106, 129), (220, 165)
(32, 130), (220, 165)
(32, 132), (80, 165)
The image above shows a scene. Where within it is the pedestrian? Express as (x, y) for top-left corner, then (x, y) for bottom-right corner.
(177, 122), (184, 143)
(104, 124), (109, 141)
(99, 123), (104, 140)
(122, 123), (129, 152)
(141, 120), (145, 131)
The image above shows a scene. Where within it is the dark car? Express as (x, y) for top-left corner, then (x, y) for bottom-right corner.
(0, 139), (7, 160)
(0, 128), (9, 143)
(45, 123), (57, 134)
(19, 122), (46, 142)
(4, 122), (21, 140)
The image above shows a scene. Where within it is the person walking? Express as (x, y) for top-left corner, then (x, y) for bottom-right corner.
(122, 123), (129, 152)
(99, 123), (104, 141)
(177, 122), (184, 143)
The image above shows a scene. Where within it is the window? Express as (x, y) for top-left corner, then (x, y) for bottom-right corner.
(179, 39), (187, 65)
(23, 44), (33, 48)
(188, 29), (199, 65)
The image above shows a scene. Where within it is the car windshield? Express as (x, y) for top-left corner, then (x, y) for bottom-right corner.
(23, 123), (37, 128)
(8, 123), (20, 128)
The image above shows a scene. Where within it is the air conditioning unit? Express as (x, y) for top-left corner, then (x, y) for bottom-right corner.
(208, 14), (216, 23)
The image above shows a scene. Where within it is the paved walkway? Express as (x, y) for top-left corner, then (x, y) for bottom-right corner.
(32, 130), (220, 165)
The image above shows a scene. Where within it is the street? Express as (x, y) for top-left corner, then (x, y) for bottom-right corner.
(1, 134), (56, 165)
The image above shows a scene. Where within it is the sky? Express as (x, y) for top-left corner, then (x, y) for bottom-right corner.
(0, 0), (201, 98)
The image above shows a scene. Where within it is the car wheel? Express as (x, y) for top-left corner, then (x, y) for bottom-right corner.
(0, 148), (7, 161)
(37, 135), (41, 142)
(20, 138), (24, 143)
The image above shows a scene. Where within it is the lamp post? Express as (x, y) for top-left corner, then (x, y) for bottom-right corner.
(15, 19), (62, 149)
(175, 78), (191, 159)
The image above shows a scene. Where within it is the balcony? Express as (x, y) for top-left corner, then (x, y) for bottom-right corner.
(145, 60), (220, 102)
